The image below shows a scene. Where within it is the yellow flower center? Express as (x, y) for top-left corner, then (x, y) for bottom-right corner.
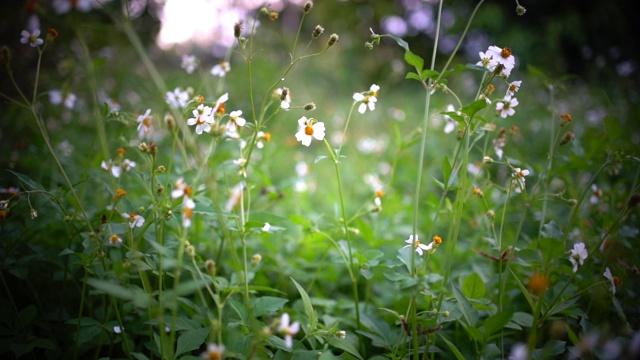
(500, 47), (512, 58)
(109, 234), (121, 244)
(433, 235), (442, 245)
(304, 125), (314, 136)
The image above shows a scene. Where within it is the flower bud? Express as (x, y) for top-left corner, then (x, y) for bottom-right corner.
(185, 245), (196, 257)
(157, 165), (166, 173)
(364, 42), (374, 51)
(338, 330), (346, 339)
(30, 209), (38, 219)
(251, 254), (262, 265)
(269, 12), (279, 21)
(156, 183), (164, 195)
(303, 1), (313, 14)
(304, 102), (316, 111)
(560, 113), (573, 127)
(46, 28), (59, 41)
(516, 5), (527, 16)
(560, 131), (574, 145)
(483, 156), (493, 164)
(205, 259), (217, 274)
(312, 25), (324, 38)
(328, 34), (339, 47)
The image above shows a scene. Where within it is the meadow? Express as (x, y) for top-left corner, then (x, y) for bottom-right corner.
(1, 0), (639, 359)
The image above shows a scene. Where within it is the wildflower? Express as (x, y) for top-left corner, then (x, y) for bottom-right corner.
(560, 131), (575, 145)
(403, 235), (429, 256)
(30, 208), (38, 219)
(590, 184), (602, 204)
(123, 212), (145, 228)
(201, 343), (225, 360)
(476, 51), (499, 71)
(603, 267), (621, 294)
(113, 325), (123, 334)
(472, 187), (484, 198)
(483, 156), (493, 164)
(506, 80), (522, 97)
(212, 93), (229, 116)
(527, 272), (549, 295)
(560, 113), (573, 127)
(279, 313), (300, 349)
(303, 1), (313, 14)
(20, 29), (43, 47)
(171, 178), (193, 199)
(0, 200), (9, 210)
(122, 159), (136, 172)
(210, 61), (230, 77)
(256, 131), (271, 149)
(49, 90), (77, 109)
(511, 167), (530, 193)
(181, 54), (198, 74)
(328, 33), (339, 46)
(225, 182), (245, 212)
(101, 160), (122, 178)
(53, 0), (93, 14)
(569, 242), (588, 273)
(312, 25), (324, 38)
(276, 88), (292, 109)
(495, 96), (519, 118)
(443, 104), (459, 134)
(109, 234), (123, 246)
(187, 104), (214, 135)
(136, 109), (153, 139)
(251, 254), (262, 265)
(227, 110), (246, 133)
(182, 197), (195, 228)
(353, 84), (380, 114)
(338, 330), (346, 339)
(509, 343), (528, 360)
(516, 5), (527, 16)
(165, 88), (189, 109)
(262, 222), (271, 232)
(295, 117), (325, 146)
(486, 46), (516, 77)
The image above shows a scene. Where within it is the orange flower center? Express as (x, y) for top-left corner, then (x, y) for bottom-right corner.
(129, 212), (137, 221)
(433, 235), (442, 245)
(263, 132), (272, 142)
(109, 235), (121, 244)
(217, 103), (226, 115)
(375, 190), (384, 198)
(500, 47), (512, 58)
(304, 125), (314, 136)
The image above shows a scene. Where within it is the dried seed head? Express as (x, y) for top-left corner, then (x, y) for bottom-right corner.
(303, 1), (313, 14)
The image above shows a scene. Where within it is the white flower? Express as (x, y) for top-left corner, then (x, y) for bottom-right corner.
(49, 90), (77, 109)
(122, 159), (136, 172)
(171, 177), (192, 199)
(495, 96), (519, 118)
(227, 110), (246, 133)
(53, 0), (93, 14)
(181, 54), (198, 74)
(476, 51), (499, 71)
(165, 87), (189, 109)
(109, 234), (123, 246)
(101, 160), (122, 178)
(20, 29), (43, 47)
(353, 84), (380, 114)
(507, 80), (522, 97)
(603, 267), (618, 294)
(569, 242), (588, 273)
(225, 182), (245, 212)
(182, 197), (195, 228)
(122, 212), (145, 228)
(486, 45), (515, 76)
(211, 61), (230, 77)
(511, 167), (530, 193)
(275, 88), (292, 109)
(113, 325), (123, 334)
(590, 184), (603, 204)
(403, 235), (430, 256)
(295, 117), (325, 147)
(212, 93), (229, 115)
(278, 313), (300, 349)
(136, 109), (153, 139)
(508, 343), (528, 360)
(443, 104), (459, 134)
(187, 104), (214, 135)
(201, 343), (225, 360)
(262, 222), (271, 232)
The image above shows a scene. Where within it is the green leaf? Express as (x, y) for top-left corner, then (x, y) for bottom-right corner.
(460, 99), (487, 120)
(405, 72), (424, 82)
(509, 269), (534, 311)
(314, 155), (328, 164)
(131, 352), (150, 360)
(172, 278), (212, 296)
(462, 273), (486, 299)
(438, 333), (467, 360)
(422, 69), (439, 80)
(7, 170), (45, 191)
(252, 296), (289, 317)
(175, 327), (210, 358)
(87, 279), (151, 308)
(325, 336), (363, 360)
(404, 50), (424, 74)
(442, 156), (452, 188)
(386, 34), (410, 52)
(483, 308), (513, 336)
(452, 285), (478, 327)
(541, 221), (563, 239)
(291, 278), (317, 329)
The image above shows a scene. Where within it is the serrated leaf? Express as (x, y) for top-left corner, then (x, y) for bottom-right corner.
(325, 336), (363, 360)
(175, 327), (210, 358)
(452, 285), (478, 327)
(252, 296), (289, 317)
(462, 273), (486, 299)
(291, 278), (317, 329)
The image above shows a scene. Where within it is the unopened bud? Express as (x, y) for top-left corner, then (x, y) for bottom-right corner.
(560, 131), (574, 145)
(157, 165), (166, 173)
(304, 102), (316, 111)
(46, 28), (59, 41)
(328, 34), (339, 46)
(312, 25), (324, 38)
(486, 209), (495, 219)
(251, 254), (262, 265)
(483, 156), (493, 164)
(30, 209), (38, 219)
(338, 330), (346, 339)
(516, 5), (527, 16)
(205, 259), (216, 274)
(157, 183), (164, 195)
(234, 21), (243, 38)
(443, 311), (450, 318)
(185, 245), (196, 257)
(364, 42), (374, 51)
(303, 1), (313, 14)
(269, 12), (279, 21)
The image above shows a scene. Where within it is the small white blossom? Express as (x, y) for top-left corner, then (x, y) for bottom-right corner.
(101, 160), (122, 178)
(211, 61), (230, 77)
(136, 109), (153, 139)
(476, 51), (499, 71)
(122, 212), (145, 228)
(201, 343), (224, 360)
(113, 325), (123, 334)
(212, 93), (229, 115)
(20, 29), (43, 47)
(181, 54), (198, 74)
(506, 80), (522, 97)
(590, 184), (603, 204)
(227, 110), (246, 133)
(511, 167), (530, 193)
(165, 87), (190, 109)
(262, 222), (271, 232)
(496, 96), (519, 118)
(187, 104), (214, 135)
(603, 267), (619, 294)
(295, 117), (325, 147)
(569, 242), (588, 273)
(279, 313), (300, 349)
(353, 84), (380, 114)
(403, 235), (430, 256)
(486, 45), (516, 77)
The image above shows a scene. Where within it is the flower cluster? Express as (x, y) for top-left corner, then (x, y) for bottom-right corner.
(403, 234), (442, 256)
(101, 149), (136, 178)
(476, 46), (522, 118)
(353, 84), (380, 114)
